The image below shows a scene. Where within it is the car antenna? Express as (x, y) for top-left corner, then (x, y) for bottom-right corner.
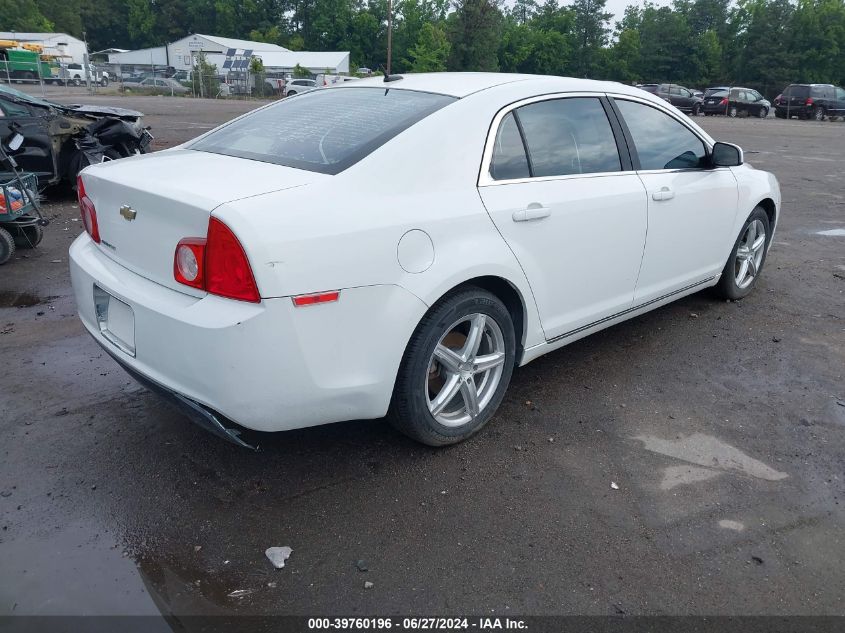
(379, 65), (403, 83)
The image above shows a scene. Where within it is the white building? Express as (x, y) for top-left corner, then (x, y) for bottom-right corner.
(108, 34), (291, 74)
(107, 34), (348, 78)
(0, 32), (87, 63)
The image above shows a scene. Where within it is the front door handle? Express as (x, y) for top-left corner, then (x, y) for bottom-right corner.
(652, 187), (675, 201)
(512, 204), (551, 222)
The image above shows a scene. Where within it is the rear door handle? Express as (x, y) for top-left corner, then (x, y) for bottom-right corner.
(512, 204), (551, 222)
(652, 187), (675, 201)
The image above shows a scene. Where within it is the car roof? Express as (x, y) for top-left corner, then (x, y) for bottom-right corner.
(333, 72), (654, 99)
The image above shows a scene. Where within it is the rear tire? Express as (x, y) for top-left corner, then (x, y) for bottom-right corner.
(714, 207), (771, 300)
(388, 287), (516, 446)
(0, 227), (15, 265)
(813, 106), (825, 121)
(728, 106), (739, 118)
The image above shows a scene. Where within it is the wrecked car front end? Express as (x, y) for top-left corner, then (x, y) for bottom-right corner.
(0, 85), (152, 187)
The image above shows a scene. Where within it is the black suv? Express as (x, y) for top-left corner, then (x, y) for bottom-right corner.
(774, 84), (845, 120)
(637, 84), (704, 115)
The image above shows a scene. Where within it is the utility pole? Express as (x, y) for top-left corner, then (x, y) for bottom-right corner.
(386, 0), (393, 75)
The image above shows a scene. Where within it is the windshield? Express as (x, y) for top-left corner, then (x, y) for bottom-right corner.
(190, 87), (456, 175)
(0, 83), (59, 109)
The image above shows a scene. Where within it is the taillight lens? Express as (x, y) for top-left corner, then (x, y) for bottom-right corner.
(173, 218), (259, 303)
(174, 238), (206, 290)
(806, 97), (814, 105)
(77, 175), (100, 243)
(775, 94), (782, 103)
(719, 98), (728, 106)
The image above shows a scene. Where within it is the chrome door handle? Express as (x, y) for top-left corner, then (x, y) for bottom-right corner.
(512, 205), (551, 222)
(652, 187), (675, 201)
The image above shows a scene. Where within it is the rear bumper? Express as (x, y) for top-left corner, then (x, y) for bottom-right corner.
(774, 105), (809, 116)
(69, 234), (428, 435)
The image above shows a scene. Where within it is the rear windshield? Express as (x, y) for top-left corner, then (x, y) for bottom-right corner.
(189, 87), (456, 175)
(784, 85), (810, 98)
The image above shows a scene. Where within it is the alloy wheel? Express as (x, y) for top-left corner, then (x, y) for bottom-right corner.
(734, 219), (766, 289)
(425, 313), (506, 427)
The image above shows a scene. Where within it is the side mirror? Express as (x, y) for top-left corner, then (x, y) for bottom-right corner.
(711, 142), (743, 167)
(7, 133), (24, 152)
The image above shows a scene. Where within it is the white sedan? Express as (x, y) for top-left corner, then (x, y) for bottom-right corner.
(69, 73), (780, 448)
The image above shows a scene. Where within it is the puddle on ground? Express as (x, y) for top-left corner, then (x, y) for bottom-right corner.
(635, 433), (788, 482)
(0, 291), (56, 308)
(660, 464), (723, 490)
(0, 521), (165, 621)
(816, 228), (845, 237)
(719, 519), (745, 531)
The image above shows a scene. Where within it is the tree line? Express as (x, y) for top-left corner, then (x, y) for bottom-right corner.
(4, 0), (845, 95)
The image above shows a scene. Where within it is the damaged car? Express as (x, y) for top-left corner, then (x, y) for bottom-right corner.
(0, 84), (152, 187)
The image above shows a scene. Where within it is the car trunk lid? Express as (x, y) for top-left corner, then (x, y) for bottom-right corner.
(81, 149), (324, 295)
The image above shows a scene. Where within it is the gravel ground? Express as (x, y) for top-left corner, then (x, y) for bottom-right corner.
(0, 94), (843, 621)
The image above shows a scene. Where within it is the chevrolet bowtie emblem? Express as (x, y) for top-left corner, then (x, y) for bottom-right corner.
(119, 205), (137, 221)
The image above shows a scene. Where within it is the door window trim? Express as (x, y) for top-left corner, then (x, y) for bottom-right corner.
(478, 92), (633, 187)
(606, 94), (719, 175)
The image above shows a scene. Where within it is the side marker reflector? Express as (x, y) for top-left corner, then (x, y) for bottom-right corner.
(292, 291), (340, 307)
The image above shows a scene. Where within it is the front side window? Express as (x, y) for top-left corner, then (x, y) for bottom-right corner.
(490, 112), (529, 180)
(514, 97), (621, 177)
(836, 88), (845, 100)
(616, 99), (707, 170)
(190, 87), (456, 175)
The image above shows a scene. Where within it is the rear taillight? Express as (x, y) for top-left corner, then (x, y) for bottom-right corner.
(719, 98), (728, 106)
(775, 94), (782, 103)
(174, 238), (206, 290)
(806, 97), (814, 105)
(173, 218), (259, 303)
(77, 175), (100, 243)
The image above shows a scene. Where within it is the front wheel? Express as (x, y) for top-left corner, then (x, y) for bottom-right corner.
(714, 207), (771, 300)
(388, 287), (516, 446)
(758, 107), (768, 118)
(692, 103), (701, 116)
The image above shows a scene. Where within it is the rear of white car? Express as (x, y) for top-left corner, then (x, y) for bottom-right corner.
(69, 143), (433, 445)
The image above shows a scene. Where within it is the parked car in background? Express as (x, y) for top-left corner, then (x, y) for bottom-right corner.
(52, 63), (109, 87)
(691, 89), (704, 99)
(703, 87), (771, 118)
(70, 73), (780, 449)
(636, 84), (703, 115)
(284, 78), (317, 97)
(774, 84), (845, 120)
(127, 77), (189, 95)
(704, 86), (730, 99)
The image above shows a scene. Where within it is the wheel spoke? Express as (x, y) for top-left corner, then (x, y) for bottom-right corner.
(459, 378), (480, 418)
(461, 314), (487, 362)
(736, 258), (749, 284)
(473, 351), (505, 373)
(429, 373), (461, 416)
(433, 344), (462, 374)
(751, 234), (766, 253)
(745, 221), (757, 246)
(747, 255), (758, 277)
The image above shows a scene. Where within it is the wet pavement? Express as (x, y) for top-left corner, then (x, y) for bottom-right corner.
(1, 98), (844, 624)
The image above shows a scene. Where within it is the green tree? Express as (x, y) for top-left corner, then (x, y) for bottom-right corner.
(447, 0), (504, 71)
(571, 0), (612, 77)
(407, 22), (450, 71)
(1, 0), (52, 31)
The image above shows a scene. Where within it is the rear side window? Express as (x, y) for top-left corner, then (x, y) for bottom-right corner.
(784, 85), (810, 98)
(190, 87), (456, 175)
(490, 112), (529, 180)
(616, 100), (707, 170)
(515, 97), (621, 177)
(810, 85), (830, 98)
